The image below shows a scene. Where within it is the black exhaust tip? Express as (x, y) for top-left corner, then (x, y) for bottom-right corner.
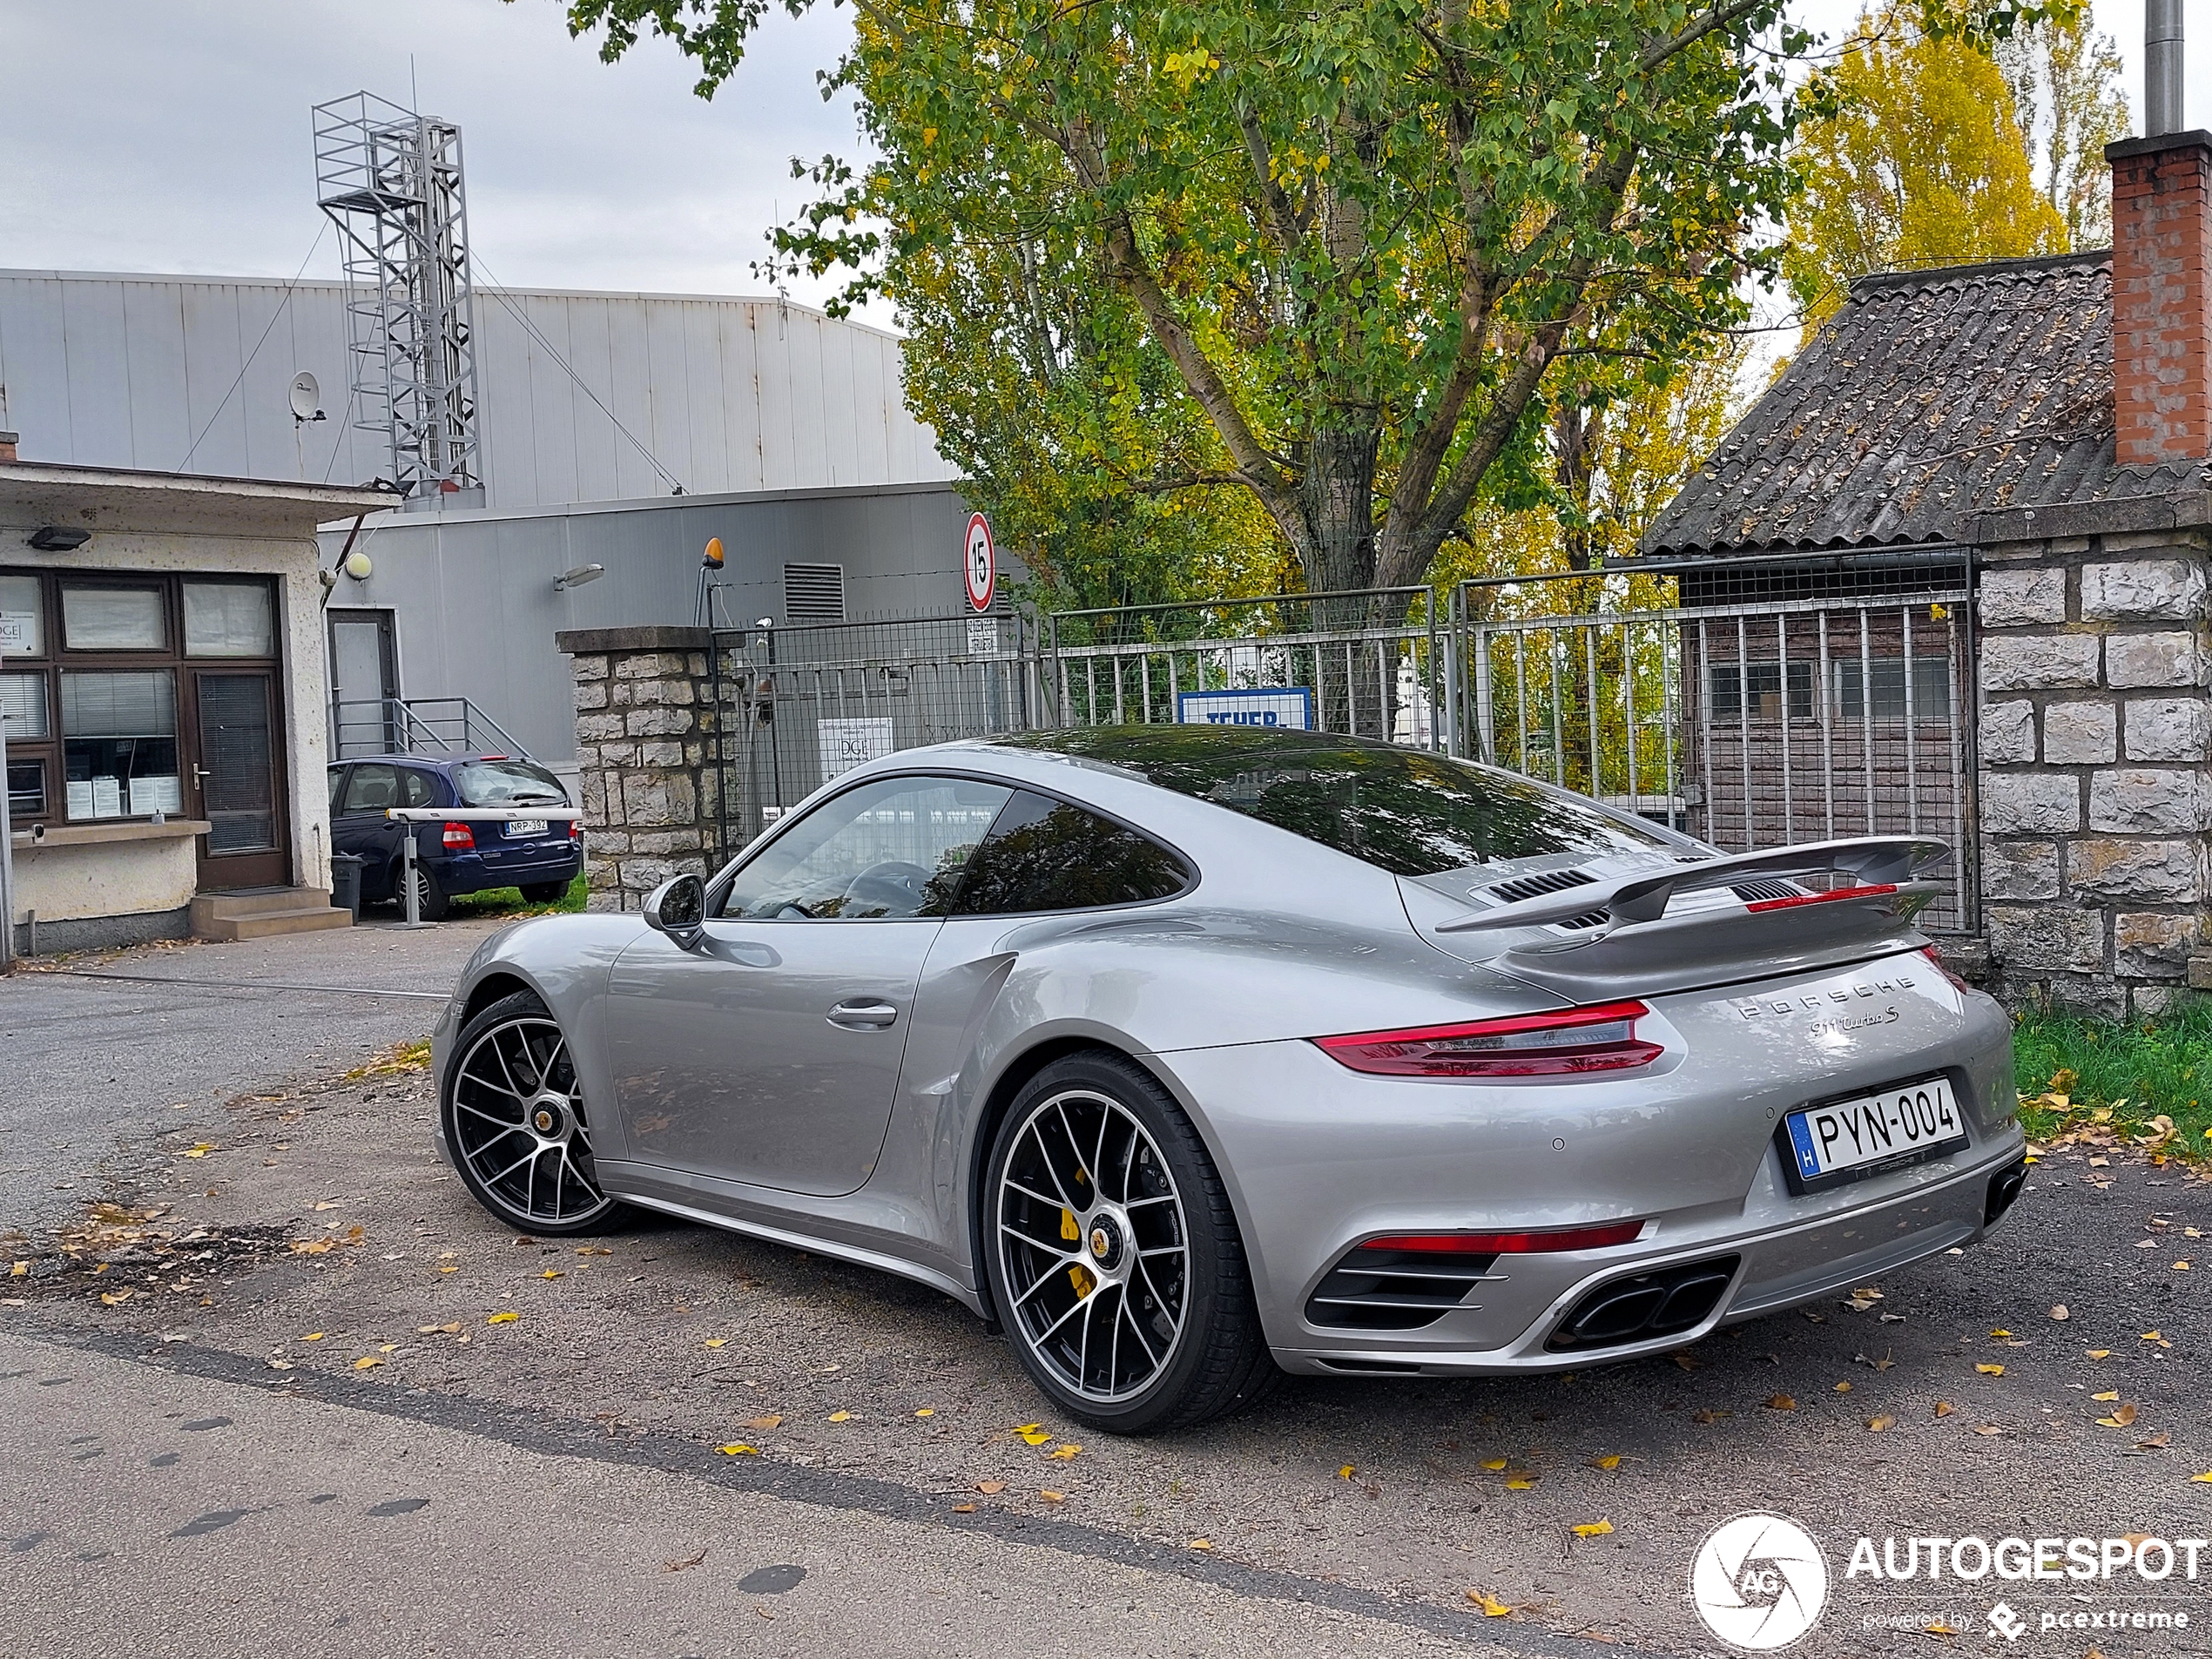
(1984, 1157), (2028, 1227)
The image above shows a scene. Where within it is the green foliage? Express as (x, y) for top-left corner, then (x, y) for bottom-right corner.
(2013, 997), (2212, 1158)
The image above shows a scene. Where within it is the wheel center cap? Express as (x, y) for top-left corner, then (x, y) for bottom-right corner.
(1086, 1214), (1123, 1268)
(530, 1099), (566, 1137)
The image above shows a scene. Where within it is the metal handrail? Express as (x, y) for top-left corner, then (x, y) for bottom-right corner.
(330, 696), (531, 759)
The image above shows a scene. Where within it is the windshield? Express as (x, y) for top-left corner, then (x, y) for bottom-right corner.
(453, 759), (567, 808)
(995, 726), (1671, 877)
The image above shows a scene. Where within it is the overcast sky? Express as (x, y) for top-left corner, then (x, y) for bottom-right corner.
(2, 0), (2204, 339)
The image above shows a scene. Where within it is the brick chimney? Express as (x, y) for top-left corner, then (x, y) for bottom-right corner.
(2109, 132), (2212, 465)
(0, 430), (17, 462)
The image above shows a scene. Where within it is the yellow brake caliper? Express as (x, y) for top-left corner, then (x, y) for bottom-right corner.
(1062, 1205), (1094, 1298)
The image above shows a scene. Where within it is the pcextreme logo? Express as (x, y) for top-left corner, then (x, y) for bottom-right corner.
(1690, 1513), (1831, 1650)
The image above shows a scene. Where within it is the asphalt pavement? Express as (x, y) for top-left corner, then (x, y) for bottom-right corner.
(3, 925), (2209, 1657)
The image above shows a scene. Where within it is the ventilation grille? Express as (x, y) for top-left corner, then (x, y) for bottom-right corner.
(1730, 879), (1799, 904)
(783, 563), (846, 624)
(1485, 867), (1596, 905)
(1304, 1244), (1501, 1332)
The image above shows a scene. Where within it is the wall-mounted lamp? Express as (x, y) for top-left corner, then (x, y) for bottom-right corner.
(554, 563), (605, 592)
(343, 550), (373, 581)
(28, 526), (91, 551)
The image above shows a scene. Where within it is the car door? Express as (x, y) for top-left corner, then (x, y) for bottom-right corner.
(606, 772), (1012, 1197)
(333, 761), (403, 897)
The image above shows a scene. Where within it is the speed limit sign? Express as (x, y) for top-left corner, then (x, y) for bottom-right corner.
(963, 511), (995, 613)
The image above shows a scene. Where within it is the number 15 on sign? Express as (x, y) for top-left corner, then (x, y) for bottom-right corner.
(964, 512), (995, 613)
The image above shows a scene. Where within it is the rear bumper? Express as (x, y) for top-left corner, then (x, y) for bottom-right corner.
(1154, 948), (2022, 1374)
(436, 845), (582, 895)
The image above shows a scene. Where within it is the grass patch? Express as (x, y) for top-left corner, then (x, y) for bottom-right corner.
(2011, 995), (2212, 1163)
(446, 872), (590, 921)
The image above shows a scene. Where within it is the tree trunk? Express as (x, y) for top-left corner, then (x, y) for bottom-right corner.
(1297, 420), (1391, 735)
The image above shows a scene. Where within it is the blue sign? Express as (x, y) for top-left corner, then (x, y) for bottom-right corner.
(1174, 687), (1313, 730)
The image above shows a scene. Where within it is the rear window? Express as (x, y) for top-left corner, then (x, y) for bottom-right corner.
(995, 727), (1669, 877)
(453, 759), (567, 808)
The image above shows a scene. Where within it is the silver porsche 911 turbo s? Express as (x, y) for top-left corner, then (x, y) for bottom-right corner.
(431, 725), (2026, 1433)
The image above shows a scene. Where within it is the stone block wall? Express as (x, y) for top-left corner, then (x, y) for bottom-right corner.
(556, 626), (724, 911)
(1973, 531), (2212, 1017)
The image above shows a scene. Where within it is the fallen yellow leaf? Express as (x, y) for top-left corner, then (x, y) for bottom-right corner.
(1045, 1443), (1081, 1460)
(2087, 1349), (2111, 1359)
(378, 1343), (399, 1353)
(1973, 1425), (2003, 1436)
(1040, 1489), (1066, 1502)
(915, 1408), (935, 1418)
(540, 1269), (563, 1279)
(1186, 1536), (1211, 1548)
(1934, 1400), (1954, 1417)
(827, 1411), (851, 1423)
(10, 1261), (28, 1278)
(182, 1144), (214, 1159)
(1834, 1380), (1852, 1393)
(354, 1355), (383, 1369)
(98, 1290), (132, 1306)
(2191, 1472), (2212, 1484)
(1589, 1454), (1623, 1470)
(1018, 1428), (1051, 1446)
(1867, 1414), (1896, 1432)
(2096, 1403), (2139, 1428)
(1975, 1364), (2005, 1376)
(301, 1332), (325, 1341)
(1926, 1622), (1959, 1636)
(1468, 1591), (1512, 1616)
(718, 1443), (758, 1456)
(487, 1311), (519, 1325)
(975, 1480), (1006, 1494)
(1480, 1458), (1508, 1471)
(1505, 1476), (1535, 1490)
(704, 1339), (727, 1350)
(1766, 1395), (1797, 1412)
(746, 1415), (782, 1430)
(2092, 1390), (2120, 1402)
(1572, 1520), (1615, 1537)
(1339, 1465), (1355, 1479)
(438, 1264), (458, 1273)
(1991, 1329), (2012, 1338)
(952, 1502), (975, 1514)
(2141, 1331), (2163, 1341)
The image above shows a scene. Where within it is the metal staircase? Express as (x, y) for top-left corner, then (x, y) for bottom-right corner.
(329, 696), (529, 760)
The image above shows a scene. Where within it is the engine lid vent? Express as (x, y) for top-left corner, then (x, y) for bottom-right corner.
(1483, 867), (1597, 906)
(1730, 879), (1800, 905)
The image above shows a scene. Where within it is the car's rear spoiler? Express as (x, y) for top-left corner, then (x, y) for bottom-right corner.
(1433, 836), (1953, 934)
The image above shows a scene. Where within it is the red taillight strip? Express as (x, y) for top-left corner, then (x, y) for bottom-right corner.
(1743, 883), (1898, 913)
(1359, 1221), (1644, 1254)
(1312, 1000), (1662, 1078)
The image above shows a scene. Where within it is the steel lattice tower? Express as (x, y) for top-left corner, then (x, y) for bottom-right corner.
(314, 91), (483, 501)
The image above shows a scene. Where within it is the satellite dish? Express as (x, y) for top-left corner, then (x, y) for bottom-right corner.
(288, 371), (323, 421)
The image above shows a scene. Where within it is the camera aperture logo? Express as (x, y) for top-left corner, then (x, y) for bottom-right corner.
(1691, 1513), (1831, 1650)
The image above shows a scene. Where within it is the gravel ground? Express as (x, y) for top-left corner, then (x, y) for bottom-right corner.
(3, 931), (2209, 1655)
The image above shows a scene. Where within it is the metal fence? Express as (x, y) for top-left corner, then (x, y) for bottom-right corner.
(695, 552), (1978, 932)
(708, 612), (1035, 862)
(1044, 588), (1447, 746)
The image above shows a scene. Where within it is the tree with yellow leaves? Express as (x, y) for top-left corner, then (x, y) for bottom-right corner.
(1784, 3), (2069, 331)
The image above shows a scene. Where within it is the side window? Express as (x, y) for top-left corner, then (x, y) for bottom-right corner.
(327, 767), (347, 812)
(339, 763), (399, 816)
(401, 769), (440, 809)
(720, 775), (1013, 920)
(952, 790), (1193, 916)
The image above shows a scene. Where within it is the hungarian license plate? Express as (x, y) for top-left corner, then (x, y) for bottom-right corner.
(1782, 1075), (1968, 1191)
(503, 819), (549, 839)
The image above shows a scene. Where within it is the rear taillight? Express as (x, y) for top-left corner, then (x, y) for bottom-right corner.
(568, 819), (582, 840)
(1313, 1001), (1662, 1078)
(1358, 1222), (1645, 1255)
(1921, 941), (1971, 992)
(442, 821), (475, 850)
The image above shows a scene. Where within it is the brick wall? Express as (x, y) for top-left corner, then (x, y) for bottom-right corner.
(556, 625), (723, 910)
(1973, 530), (2212, 1017)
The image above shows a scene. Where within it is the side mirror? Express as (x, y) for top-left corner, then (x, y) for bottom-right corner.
(643, 873), (708, 950)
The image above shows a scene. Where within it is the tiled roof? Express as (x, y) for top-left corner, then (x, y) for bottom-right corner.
(1639, 251), (2206, 556)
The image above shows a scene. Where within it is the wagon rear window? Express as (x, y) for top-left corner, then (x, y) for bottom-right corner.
(995, 726), (1670, 878)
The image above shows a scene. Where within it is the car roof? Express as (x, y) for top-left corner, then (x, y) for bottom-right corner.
(327, 752), (534, 771)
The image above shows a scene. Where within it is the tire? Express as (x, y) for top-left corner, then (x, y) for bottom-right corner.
(441, 989), (624, 1235)
(395, 860), (450, 921)
(981, 1050), (1278, 1434)
(519, 880), (570, 904)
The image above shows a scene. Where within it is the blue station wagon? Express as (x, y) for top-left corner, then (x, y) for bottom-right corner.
(327, 753), (580, 920)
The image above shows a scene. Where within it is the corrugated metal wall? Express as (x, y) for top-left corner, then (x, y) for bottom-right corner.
(0, 270), (956, 506)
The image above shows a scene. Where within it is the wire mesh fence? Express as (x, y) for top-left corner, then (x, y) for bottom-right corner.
(708, 613), (1035, 860)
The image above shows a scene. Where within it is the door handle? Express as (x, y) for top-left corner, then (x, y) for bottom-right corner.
(826, 999), (900, 1029)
